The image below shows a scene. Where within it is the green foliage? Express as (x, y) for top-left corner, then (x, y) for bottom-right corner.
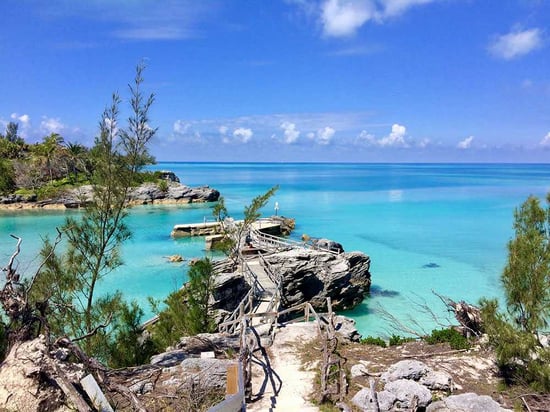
(149, 258), (218, 350)
(0, 320), (8, 361)
(157, 178), (169, 193)
(480, 195), (550, 391)
(149, 290), (188, 350)
(106, 300), (156, 368)
(389, 334), (415, 346)
(30, 64), (157, 363)
(425, 328), (470, 350)
(360, 335), (386, 347)
(243, 185), (279, 225)
(0, 159), (16, 194)
(183, 258), (217, 335)
(212, 196), (228, 222)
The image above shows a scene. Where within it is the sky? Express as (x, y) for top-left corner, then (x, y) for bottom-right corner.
(1, 0), (549, 163)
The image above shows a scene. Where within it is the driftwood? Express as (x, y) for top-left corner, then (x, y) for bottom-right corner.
(433, 290), (483, 337)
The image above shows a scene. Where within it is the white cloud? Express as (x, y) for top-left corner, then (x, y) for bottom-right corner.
(218, 125), (228, 135)
(298, 0), (436, 38)
(233, 127), (253, 143)
(173, 120), (190, 134)
(316, 126), (335, 145)
(10, 113), (31, 126)
(382, 0), (435, 17)
(378, 123), (408, 147)
(321, 0), (376, 37)
(457, 136), (474, 149)
(539, 132), (550, 148)
(489, 28), (543, 60)
(280, 121), (300, 144)
(40, 116), (65, 134)
(417, 138), (430, 148)
(356, 129), (377, 145)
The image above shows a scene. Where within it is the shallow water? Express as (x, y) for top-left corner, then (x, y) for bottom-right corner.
(2, 163), (549, 337)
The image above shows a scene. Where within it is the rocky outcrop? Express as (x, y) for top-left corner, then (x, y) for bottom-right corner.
(263, 249), (371, 311)
(352, 359), (511, 412)
(0, 181), (220, 210)
(0, 336), (82, 411)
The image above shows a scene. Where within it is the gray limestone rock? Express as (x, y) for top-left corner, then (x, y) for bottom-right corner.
(384, 379), (432, 409)
(426, 392), (512, 412)
(420, 370), (454, 391)
(381, 360), (430, 383)
(264, 249), (371, 312)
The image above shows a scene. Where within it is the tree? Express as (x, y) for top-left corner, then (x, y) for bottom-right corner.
(480, 194), (550, 390)
(32, 63), (157, 360)
(0, 159), (15, 194)
(149, 258), (217, 350)
(219, 186), (279, 262)
(182, 258), (217, 335)
(64, 141), (88, 183)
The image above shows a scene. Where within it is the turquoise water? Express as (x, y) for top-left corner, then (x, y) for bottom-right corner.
(1, 163), (549, 337)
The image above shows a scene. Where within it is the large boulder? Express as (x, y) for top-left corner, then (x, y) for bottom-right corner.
(384, 379), (432, 409)
(263, 249), (371, 311)
(211, 272), (250, 312)
(427, 393), (512, 412)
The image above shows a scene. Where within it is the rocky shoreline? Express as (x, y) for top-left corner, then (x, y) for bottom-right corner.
(0, 181), (220, 210)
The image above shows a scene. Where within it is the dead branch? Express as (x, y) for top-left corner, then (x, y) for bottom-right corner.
(376, 303), (426, 338)
(71, 312), (113, 343)
(25, 227), (63, 295)
(6, 234), (22, 276)
(403, 348), (469, 359)
(432, 290), (483, 337)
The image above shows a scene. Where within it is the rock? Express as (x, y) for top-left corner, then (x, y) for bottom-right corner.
(157, 171), (180, 183)
(150, 349), (188, 367)
(350, 363), (369, 379)
(175, 333), (241, 355)
(420, 370), (454, 391)
(264, 249), (371, 311)
(334, 315), (362, 342)
(352, 387), (397, 411)
(211, 272), (251, 312)
(380, 360), (430, 383)
(427, 392), (512, 412)
(0, 336), (78, 411)
(384, 379), (432, 409)
(179, 358), (233, 390)
(312, 238), (344, 253)
(167, 254), (184, 263)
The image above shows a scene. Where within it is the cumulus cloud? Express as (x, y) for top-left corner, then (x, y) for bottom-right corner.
(294, 0), (436, 37)
(321, 0), (376, 37)
(356, 124), (411, 147)
(489, 28), (543, 60)
(10, 113), (31, 126)
(540, 132), (550, 148)
(313, 126), (334, 145)
(40, 116), (65, 134)
(233, 127), (253, 143)
(457, 136), (474, 149)
(218, 125), (228, 135)
(280, 121), (300, 144)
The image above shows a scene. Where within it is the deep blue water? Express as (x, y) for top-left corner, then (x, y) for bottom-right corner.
(1, 163), (549, 337)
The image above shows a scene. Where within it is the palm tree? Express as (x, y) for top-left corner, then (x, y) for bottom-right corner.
(65, 142), (88, 183)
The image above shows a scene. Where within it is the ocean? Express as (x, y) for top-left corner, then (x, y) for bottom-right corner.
(1, 163), (549, 337)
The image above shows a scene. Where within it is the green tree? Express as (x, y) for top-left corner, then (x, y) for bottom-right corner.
(32, 63), (156, 360)
(0, 159), (16, 194)
(149, 258), (217, 349)
(480, 194), (550, 390)
(183, 258), (217, 335)
(64, 141), (88, 183)
(220, 186), (278, 261)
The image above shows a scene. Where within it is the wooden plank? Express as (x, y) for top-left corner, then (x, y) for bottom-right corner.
(226, 364), (239, 395)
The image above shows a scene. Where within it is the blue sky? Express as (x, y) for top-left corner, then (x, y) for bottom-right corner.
(1, 0), (549, 162)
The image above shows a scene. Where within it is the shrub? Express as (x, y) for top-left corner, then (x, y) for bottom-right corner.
(425, 328), (470, 350)
(389, 334), (415, 346)
(360, 336), (386, 347)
